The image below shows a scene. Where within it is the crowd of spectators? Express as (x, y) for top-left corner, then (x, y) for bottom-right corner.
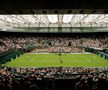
(0, 66), (108, 90)
(0, 35), (108, 53)
(32, 47), (85, 53)
(0, 33), (108, 90)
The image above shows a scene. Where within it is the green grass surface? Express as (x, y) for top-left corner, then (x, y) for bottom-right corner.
(4, 53), (108, 67)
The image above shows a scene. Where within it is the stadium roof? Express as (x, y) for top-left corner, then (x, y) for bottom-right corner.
(0, 1), (108, 32)
(0, 14), (108, 29)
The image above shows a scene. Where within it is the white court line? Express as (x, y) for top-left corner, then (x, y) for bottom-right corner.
(26, 52), (92, 54)
(26, 55), (37, 62)
(30, 61), (87, 62)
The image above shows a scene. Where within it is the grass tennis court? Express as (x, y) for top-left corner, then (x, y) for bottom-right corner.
(4, 53), (108, 67)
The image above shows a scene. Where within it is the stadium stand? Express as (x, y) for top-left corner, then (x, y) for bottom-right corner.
(0, 32), (108, 90)
(0, 66), (108, 90)
(0, 32), (108, 53)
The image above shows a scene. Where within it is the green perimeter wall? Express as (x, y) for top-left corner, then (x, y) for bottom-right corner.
(85, 47), (108, 60)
